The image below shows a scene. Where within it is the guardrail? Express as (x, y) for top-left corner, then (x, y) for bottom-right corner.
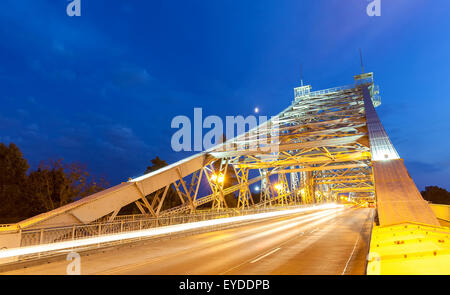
(0, 204), (323, 263)
(19, 204), (314, 249)
(293, 83), (381, 108)
(103, 208), (230, 223)
(293, 84), (354, 104)
(309, 85), (353, 96)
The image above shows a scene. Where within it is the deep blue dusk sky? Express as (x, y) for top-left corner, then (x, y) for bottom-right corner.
(0, 0), (449, 190)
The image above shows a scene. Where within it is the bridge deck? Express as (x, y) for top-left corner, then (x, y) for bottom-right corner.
(373, 159), (439, 226)
(0, 207), (374, 275)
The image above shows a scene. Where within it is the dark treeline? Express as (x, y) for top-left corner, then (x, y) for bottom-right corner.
(0, 143), (108, 223)
(421, 186), (450, 205)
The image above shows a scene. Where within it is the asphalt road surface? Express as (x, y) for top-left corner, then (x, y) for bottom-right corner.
(1, 206), (374, 275)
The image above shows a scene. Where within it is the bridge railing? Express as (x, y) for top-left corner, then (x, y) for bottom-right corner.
(18, 204), (315, 250)
(309, 85), (353, 96)
(102, 208), (225, 223)
(293, 84), (354, 104)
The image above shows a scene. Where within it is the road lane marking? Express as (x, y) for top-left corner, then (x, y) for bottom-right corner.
(341, 235), (360, 275)
(250, 248), (281, 264)
(341, 208), (374, 275)
(341, 210), (368, 275)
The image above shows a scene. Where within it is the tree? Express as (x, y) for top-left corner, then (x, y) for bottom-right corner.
(145, 156), (168, 173)
(0, 143), (30, 222)
(0, 142), (108, 223)
(25, 160), (108, 214)
(421, 186), (450, 205)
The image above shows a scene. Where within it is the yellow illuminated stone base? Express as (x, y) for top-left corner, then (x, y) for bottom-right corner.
(367, 222), (450, 275)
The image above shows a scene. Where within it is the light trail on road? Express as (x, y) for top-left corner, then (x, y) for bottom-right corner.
(1, 207), (374, 275)
(0, 204), (342, 260)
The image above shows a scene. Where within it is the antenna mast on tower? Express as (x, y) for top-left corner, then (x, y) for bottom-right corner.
(300, 64), (304, 86)
(359, 48), (365, 74)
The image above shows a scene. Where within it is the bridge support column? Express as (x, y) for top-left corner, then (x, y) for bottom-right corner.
(275, 173), (290, 206)
(299, 171), (315, 204)
(234, 166), (254, 209)
(259, 169), (274, 207)
(204, 160), (228, 211)
(290, 168), (300, 204)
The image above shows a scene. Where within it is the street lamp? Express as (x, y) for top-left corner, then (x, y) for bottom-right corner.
(274, 183), (283, 192)
(211, 173), (224, 184)
(211, 173), (218, 182)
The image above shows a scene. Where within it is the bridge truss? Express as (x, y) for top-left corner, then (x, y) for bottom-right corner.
(1, 72), (447, 274)
(2, 72), (437, 231)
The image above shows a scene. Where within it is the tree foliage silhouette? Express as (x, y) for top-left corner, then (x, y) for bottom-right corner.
(0, 143), (108, 223)
(421, 186), (450, 205)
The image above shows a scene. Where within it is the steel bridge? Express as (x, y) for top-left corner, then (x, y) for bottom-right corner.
(0, 72), (448, 275)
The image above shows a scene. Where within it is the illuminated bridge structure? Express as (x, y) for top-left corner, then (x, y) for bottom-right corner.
(1, 72), (449, 274)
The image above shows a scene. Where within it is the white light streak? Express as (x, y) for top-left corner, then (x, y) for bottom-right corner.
(0, 204), (342, 260)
